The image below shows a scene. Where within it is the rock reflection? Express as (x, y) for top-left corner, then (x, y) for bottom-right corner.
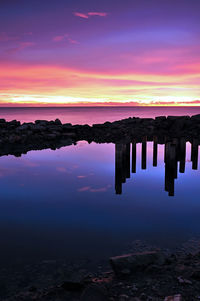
(115, 138), (199, 196)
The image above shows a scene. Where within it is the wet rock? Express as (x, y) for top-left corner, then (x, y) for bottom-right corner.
(81, 284), (108, 301)
(110, 251), (165, 276)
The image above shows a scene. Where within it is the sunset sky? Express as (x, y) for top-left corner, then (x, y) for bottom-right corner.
(0, 0), (200, 106)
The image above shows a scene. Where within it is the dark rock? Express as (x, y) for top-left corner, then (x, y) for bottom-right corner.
(164, 295), (182, 301)
(55, 118), (62, 125)
(110, 251), (165, 276)
(61, 280), (84, 291)
(81, 284), (108, 301)
(191, 269), (200, 280)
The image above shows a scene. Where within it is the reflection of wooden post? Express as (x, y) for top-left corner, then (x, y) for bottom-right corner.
(122, 144), (127, 183)
(115, 144), (123, 194)
(165, 142), (176, 196)
(142, 136), (147, 170)
(153, 136), (158, 167)
(132, 140), (136, 173)
(125, 143), (130, 178)
(179, 138), (186, 173)
(191, 139), (198, 170)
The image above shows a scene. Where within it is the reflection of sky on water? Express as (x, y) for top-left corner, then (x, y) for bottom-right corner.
(0, 141), (200, 266)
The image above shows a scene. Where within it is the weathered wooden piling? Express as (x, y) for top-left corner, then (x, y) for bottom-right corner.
(153, 136), (158, 167)
(125, 143), (130, 178)
(179, 137), (186, 173)
(191, 138), (198, 170)
(115, 144), (123, 194)
(132, 140), (136, 173)
(142, 136), (147, 170)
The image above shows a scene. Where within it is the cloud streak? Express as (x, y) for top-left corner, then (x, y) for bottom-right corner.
(5, 42), (35, 54)
(74, 11), (107, 19)
(53, 34), (78, 44)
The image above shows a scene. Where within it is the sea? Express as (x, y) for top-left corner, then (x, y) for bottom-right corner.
(0, 106), (200, 292)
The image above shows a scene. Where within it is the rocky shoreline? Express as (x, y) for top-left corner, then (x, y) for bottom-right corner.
(1, 114), (200, 156)
(2, 239), (200, 301)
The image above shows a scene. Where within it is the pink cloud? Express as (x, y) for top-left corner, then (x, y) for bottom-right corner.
(6, 42), (35, 54)
(74, 12), (107, 19)
(74, 12), (89, 19)
(88, 12), (107, 17)
(0, 32), (19, 42)
(53, 35), (65, 42)
(78, 186), (91, 192)
(53, 34), (79, 44)
(78, 185), (111, 192)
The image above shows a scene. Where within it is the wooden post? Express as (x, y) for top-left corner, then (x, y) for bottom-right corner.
(142, 136), (147, 170)
(153, 136), (158, 167)
(191, 138), (198, 170)
(115, 144), (123, 194)
(132, 140), (136, 173)
(125, 143), (130, 178)
(179, 138), (186, 173)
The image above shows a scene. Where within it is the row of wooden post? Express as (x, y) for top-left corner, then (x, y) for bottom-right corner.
(115, 137), (199, 196)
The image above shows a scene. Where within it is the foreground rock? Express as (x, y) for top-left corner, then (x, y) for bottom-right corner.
(1, 114), (200, 156)
(3, 247), (200, 301)
(110, 251), (165, 276)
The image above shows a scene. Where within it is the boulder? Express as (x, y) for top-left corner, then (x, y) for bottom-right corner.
(55, 118), (62, 125)
(110, 251), (165, 276)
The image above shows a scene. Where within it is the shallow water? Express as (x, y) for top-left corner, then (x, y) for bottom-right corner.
(0, 140), (200, 267)
(0, 106), (200, 124)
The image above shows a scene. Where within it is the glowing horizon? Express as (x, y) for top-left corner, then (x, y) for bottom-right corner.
(0, 0), (200, 106)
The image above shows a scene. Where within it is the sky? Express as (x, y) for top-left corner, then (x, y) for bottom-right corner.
(0, 0), (200, 106)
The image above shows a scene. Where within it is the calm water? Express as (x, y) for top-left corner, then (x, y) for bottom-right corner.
(0, 106), (200, 124)
(0, 140), (200, 267)
(1, 106), (200, 268)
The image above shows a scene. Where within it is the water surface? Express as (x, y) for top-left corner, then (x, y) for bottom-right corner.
(1, 106), (200, 124)
(0, 140), (200, 267)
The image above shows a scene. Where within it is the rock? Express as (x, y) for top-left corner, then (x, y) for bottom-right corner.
(16, 124), (30, 131)
(61, 280), (84, 291)
(191, 114), (200, 121)
(164, 295), (182, 301)
(81, 284), (108, 301)
(119, 294), (129, 301)
(177, 276), (192, 285)
(155, 116), (166, 121)
(110, 251), (165, 276)
(191, 269), (200, 280)
(55, 118), (62, 125)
